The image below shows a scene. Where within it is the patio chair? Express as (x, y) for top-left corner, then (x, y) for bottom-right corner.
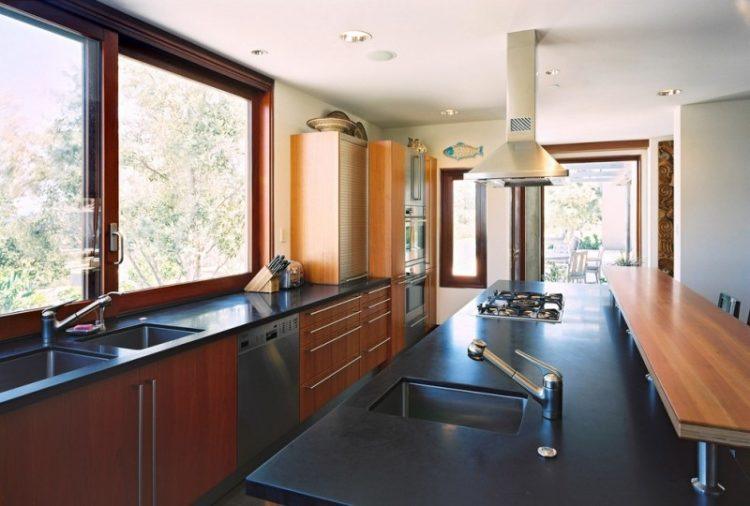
(568, 250), (588, 283)
(717, 293), (741, 319)
(585, 246), (605, 283)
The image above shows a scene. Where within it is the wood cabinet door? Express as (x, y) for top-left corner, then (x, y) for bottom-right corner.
(0, 369), (141, 506)
(139, 336), (237, 505)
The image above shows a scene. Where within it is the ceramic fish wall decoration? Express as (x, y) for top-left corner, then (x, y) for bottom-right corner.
(443, 142), (484, 160)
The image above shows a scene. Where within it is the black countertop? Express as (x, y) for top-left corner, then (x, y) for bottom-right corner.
(0, 278), (390, 411)
(245, 280), (750, 505)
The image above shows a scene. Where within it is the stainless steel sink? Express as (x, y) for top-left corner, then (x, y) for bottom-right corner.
(0, 348), (111, 393)
(78, 323), (200, 350)
(370, 379), (527, 435)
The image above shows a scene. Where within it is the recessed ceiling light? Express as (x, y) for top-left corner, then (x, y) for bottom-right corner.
(441, 109), (459, 117)
(366, 50), (397, 61)
(339, 30), (372, 43)
(250, 49), (268, 56)
(657, 88), (682, 96)
(545, 68), (560, 76)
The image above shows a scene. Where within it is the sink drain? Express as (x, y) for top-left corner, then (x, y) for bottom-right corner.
(537, 446), (558, 458)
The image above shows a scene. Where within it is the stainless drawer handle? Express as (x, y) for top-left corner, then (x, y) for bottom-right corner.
(367, 298), (391, 309)
(367, 285), (389, 295)
(310, 310), (362, 334)
(409, 315), (427, 328)
(367, 337), (391, 353)
(305, 355), (361, 390)
(136, 383), (144, 506)
(368, 310), (391, 324)
(308, 295), (362, 316)
(308, 325), (362, 352)
(344, 273), (368, 283)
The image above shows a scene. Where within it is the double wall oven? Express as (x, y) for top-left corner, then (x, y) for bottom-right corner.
(401, 150), (428, 349)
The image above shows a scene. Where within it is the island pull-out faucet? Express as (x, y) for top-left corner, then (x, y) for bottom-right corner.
(468, 339), (563, 420)
(41, 292), (121, 346)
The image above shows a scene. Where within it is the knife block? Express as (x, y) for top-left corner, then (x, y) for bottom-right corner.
(244, 267), (281, 293)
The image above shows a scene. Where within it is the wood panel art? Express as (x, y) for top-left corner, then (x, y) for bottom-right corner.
(658, 141), (674, 276)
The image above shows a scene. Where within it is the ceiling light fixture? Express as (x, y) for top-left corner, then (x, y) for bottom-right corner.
(250, 49), (268, 56)
(339, 30), (372, 43)
(441, 109), (459, 117)
(545, 69), (560, 76)
(657, 88), (682, 96)
(366, 50), (397, 61)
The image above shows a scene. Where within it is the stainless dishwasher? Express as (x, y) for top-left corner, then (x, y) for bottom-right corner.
(238, 314), (299, 466)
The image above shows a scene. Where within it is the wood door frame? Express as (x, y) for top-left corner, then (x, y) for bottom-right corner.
(553, 155), (642, 261)
(439, 169), (487, 289)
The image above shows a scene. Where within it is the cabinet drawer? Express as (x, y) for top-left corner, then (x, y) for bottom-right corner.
(301, 355), (361, 420)
(361, 336), (390, 375)
(363, 296), (391, 319)
(301, 294), (363, 330)
(362, 309), (390, 351)
(301, 325), (361, 384)
(363, 284), (390, 305)
(301, 310), (361, 349)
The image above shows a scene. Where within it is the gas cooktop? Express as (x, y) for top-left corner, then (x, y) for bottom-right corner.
(476, 290), (564, 323)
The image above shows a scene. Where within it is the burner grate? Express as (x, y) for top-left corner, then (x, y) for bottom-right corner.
(477, 290), (564, 323)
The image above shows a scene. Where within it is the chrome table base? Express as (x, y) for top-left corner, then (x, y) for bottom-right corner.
(691, 441), (725, 495)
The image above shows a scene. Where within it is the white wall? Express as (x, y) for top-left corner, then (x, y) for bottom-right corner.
(675, 98), (750, 321)
(384, 120), (511, 323)
(273, 81), (384, 256)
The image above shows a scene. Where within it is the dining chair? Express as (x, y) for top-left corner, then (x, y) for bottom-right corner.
(584, 246), (605, 283)
(568, 250), (588, 283)
(717, 293), (741, 319)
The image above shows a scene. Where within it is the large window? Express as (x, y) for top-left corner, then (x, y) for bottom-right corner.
(118, 56), (249, 291)
(0, 7), (100, 314)
(0, 2), (273, 339)
(440, 169), (487, 288)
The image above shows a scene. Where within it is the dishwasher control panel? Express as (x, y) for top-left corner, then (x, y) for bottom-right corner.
(238, 314), (299, 354)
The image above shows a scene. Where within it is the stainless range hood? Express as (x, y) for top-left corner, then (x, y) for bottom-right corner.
(464, 30), (568, 186)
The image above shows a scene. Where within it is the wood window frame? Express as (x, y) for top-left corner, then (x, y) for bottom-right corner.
(439, 169), (487, 289)
(0, 0), (273, 340)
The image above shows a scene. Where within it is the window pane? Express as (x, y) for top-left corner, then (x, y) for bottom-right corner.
(452, 180), (477, 276)
(118, 56), (249, 291)
(0, 9), (99, 314)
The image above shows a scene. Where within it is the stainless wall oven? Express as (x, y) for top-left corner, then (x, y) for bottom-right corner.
(405, 206), (426, 266)
(401, 263), (427, 349)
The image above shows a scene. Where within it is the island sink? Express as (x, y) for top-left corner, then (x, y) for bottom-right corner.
(370, 379), (527, 435)
(77, 323), (201, 350)
(0, 348), (112, 393)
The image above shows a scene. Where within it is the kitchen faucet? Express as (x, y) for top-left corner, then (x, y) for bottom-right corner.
(467, 338), (563, 420)
(41, 292), (122, 346)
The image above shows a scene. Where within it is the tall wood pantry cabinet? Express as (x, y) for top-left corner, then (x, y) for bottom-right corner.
(292, 131), (368, 284)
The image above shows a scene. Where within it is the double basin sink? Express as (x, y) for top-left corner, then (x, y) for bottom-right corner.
(0, 324), (201, 393)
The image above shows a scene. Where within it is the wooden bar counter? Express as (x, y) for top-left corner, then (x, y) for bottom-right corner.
(605, 266), (750, 448)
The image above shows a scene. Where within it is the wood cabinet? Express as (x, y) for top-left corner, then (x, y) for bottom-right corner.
(0, 369), (140, 505)
(425, 155), (438, 271)
(292, 131), (368, 284)
(0, 336), (237, 506)
(300, 285), (391, 420)
(425, 269), (437, 331)
(140, 337), (236, 505)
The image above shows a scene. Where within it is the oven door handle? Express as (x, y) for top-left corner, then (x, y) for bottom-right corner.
(399, 275), (427, 285)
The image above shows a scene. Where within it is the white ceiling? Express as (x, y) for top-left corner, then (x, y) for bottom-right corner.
(100, 0), (750, 143)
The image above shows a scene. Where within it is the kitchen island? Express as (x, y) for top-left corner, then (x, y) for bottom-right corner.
(245, 280), (750, 505)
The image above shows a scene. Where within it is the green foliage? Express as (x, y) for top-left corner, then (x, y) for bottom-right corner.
(545, 263), (567, 282)
(614, 255), (641, 267)
(118, 57), (248, 290)
(545, 183), (602, 245)
(578, 234), (602, 250)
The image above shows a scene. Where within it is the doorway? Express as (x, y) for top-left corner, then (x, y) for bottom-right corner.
(542, 156), (641, 283)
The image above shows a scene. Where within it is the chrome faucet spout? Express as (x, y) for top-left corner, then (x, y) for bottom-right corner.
(41, 292), (121, 346)
(468, 339), (563, 420)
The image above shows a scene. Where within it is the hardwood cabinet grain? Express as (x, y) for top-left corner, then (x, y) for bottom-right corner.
(0, 369), (141, 506)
